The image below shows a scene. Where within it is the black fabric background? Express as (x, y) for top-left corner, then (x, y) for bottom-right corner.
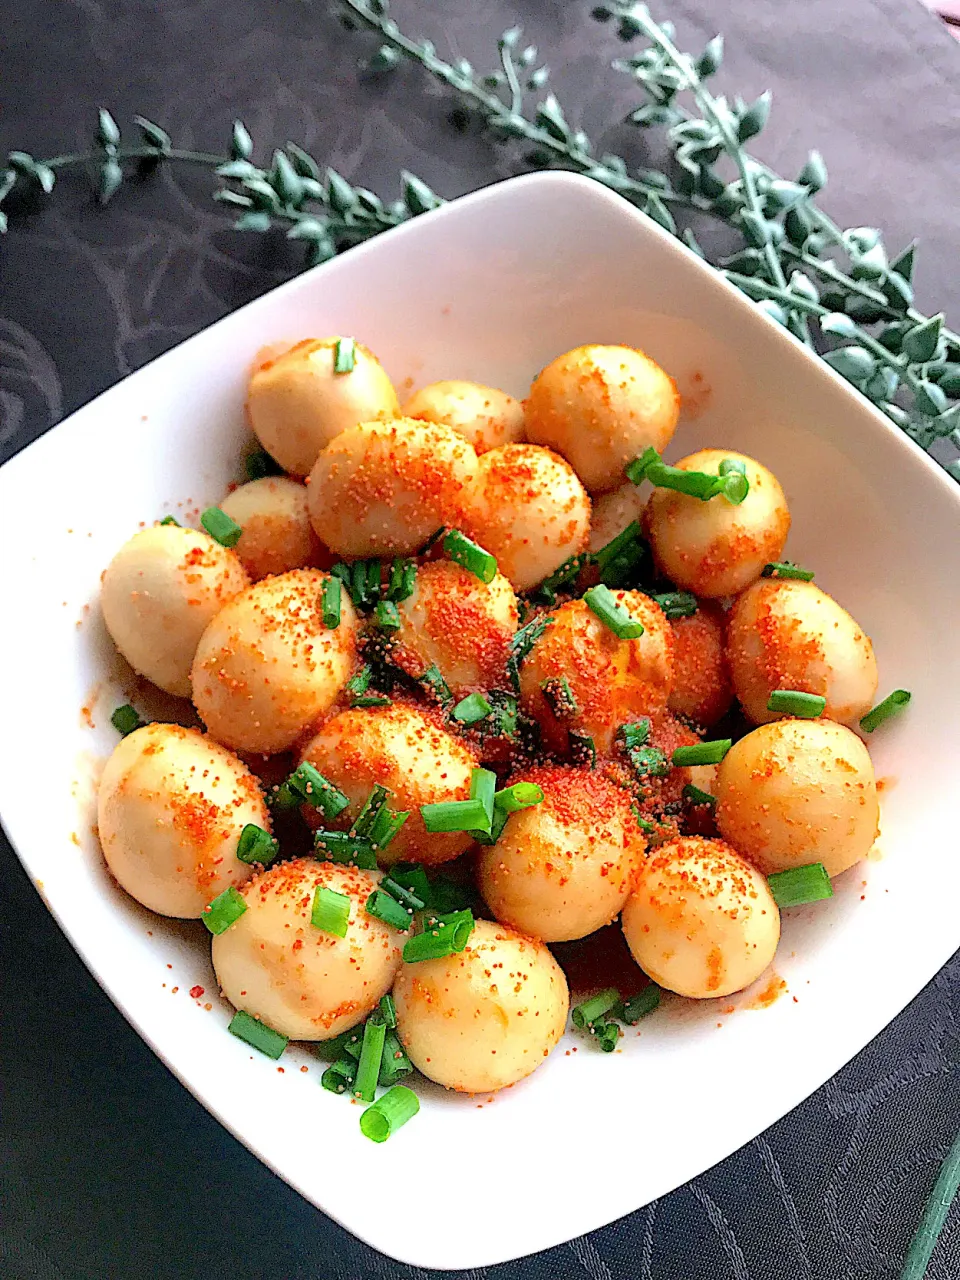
(2, 3), (960, 1277)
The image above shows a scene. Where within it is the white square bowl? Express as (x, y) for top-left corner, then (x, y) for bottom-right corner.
(1, 171), (958, 1272)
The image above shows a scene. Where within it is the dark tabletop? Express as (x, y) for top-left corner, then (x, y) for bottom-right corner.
(3, 2), (960, 1277)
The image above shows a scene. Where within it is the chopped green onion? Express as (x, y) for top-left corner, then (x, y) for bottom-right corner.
(110, 704), (143, 736)
(860, 689), (912, 733)
(420, 663), (453, 709)
(767, 689), (826, 717)
(767, 863), (834, 908)
(353, 784), (390, 838)
(314, 830), (378, 869)
(487, 690), (518, 740)
(682, 784), (716, 807)
(428, 875), (473, 914)
(276, 762), (350, 819)
(378, 993), (397, 1028)
(352, 694), (392, 708)
(761, 560), (814, 581)
(359, 1084), (420, 1142)
(381, 876), (425, 912)
(311, 886), (351, 937)
(244, 448), (282, 481)
(378, 1030), (413, 1087)
(627, 448), (748, 504)
(390, 862), (432, 906)
(318, 1028), (362, 1061)
(236, 822), (278, 866)
(570, 730), (596, 769)
(331, 561), (352, 587)
(321, 575), (342, 629)
(619, 718), (651, 750)
(718, 457), (746, 476)
(507, 614), (551, 688)
(594, 520), (647, 589)
(365, 889), (413, 931)
(652, 591), (698, 620)
(471, 767), (497, 831)
(625, 445), (661, 485)
(531, 553), (589, 604)
(200, 505), (243, 548)
(333, 336), (356, 374)
(402, 909), (475, 962)
(420, 797), (490, 834)
(452, 692), (493, 725)
(354, 1014), (386, 1102)
(583, 584), (645, 639)
(346, 664), (373, 697)
(595, 1019), (622, 1052)
(386, 558), (416, 602)
(621, 985), (662, 1023)
(367, 806), (410, 852)
(159, 514), (180, 526)
(494, 782), (544, 813)
(572, 987), (621, 1029)
(541, 676), (579, 719)
(375, 599), (401, 632)
(321, 1056), (357, 1093)
(634, 812), (657, 836)
(352, 559), (382, 609)
(672, 739), (732, 766)
(443, 529), (497, 583)
(627, 746), (669, 779)
(470, 807), (509, 847)
(228, 1010), (288, 1059)
(202, 885), (247, 935)
(646, 460), (721, 499)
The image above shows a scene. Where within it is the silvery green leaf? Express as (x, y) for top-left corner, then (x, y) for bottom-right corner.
(271, 151), (304, 206)
(453, 58), (472, 78)
(305, 237), (336, 268)
(33, 163), (55, 194)
(889, 241), (916, 283)
(740, 209), (772, 248)
(216, 160), (262, 181)
(881, 271), (913, 311)
(933, 403), (960, 435)
(213, 190), (253, 208)
(499, 25), (522, 48)
(0, 168), (14, 201)
(843, 226), (880, 253)
(697, 168), (725, 200)
(231, 120), (253, 161)
(519, 46), (537, 67)
(682, 228), (705, 258)
(661, 18), (676, 39)
(401, 171), (441, 215)
(98, 158), (123, 204)
(629, 104), (679, 127)
(419, 39), (435, 57)
(368, 0), (389, 14)
(7, 151), (37, 176)
(850, 242), (888, 281)
(765, 180), (806, 211)
(643, 193), (676, 234)
(784, 206), (814, 248)
(882, 403), (910, 427)
(286, 143), (320, 181)
(878, 321), (911, 352)
(482, 72), (503, 88)
(527, 67), (550, 90)
(326, 169), (357, 215)
(788, 271), (818, 303)
(242, 178), (281, 211)
(902, 314), (942, 363)
(369, 45), (400, 71)
(617, 14), (645, 40)
(133, 116), (171, 153)
(235, 211), (272, 233)
(380, 18), (399, 36)
(845, 299), (888, 324)
(937, 367), (960, 397)
(600, 154), (627, 174)
(286, 218), (328, 241)
(590, 4), (613, 19)
(820, 312), (857, 338)
(684, 139), (722, 166)
(354, 187), (384, 214)
(863, 367), (899, 403)
(756, 300), (787, 325)
(299, 177), (326, 201)
(711, 189), (742, 218)
(0, 211), (7, 234)
(797, 150), (827, 192)
(97, 108), (121, 149)
(823, 346), (876, 382)
(737, 91), (771, 143)
(914, 380), (948, 417)
(670, 120), (715, 144)
(536, 94), (570, 141)
(695, 34), (723, 78)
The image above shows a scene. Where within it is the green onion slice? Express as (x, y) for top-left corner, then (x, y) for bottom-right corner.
(626, 447), (749, 504)
(321, 576), (341, 629)
(353, 784), (390, 838)
(386, 558), (416, 602)
(452, 692), (493, 725)
(333, 336), (356, 374)
(487, 690), (518, 740)
(471, 767), (497, 830)
(583, 584), (645, 639)
(354, 1015), (386, 1102)
(570, 730), (597, 769)
(621, 985), (662, 1023)
(652, 591), (698, 620)
(767, 689), (826, 717)
(531, 553), (589, 604)
(593, 520), (647, 590)
(627, 746), (669, 779)
(202, 885), (247, 935)
(346, 664), (373, 697)
(359, 1084), (420, 1142)
(402, 909), (475, 962)
(378, 993), (397, 1028)
(351, 695), (392, 709)
(228, 1009), (288, 1059)
(368, 806), (410, 852)
(375, 599), (401, 631)
(389, 862), (432, 906)
(470, 807), (509, 847)
(572, 987), (621, 1029)
(494, 782), (544, 814)
(365, 889), (413, 931)
(443, 529), (497, 583)
(378, 1030), (413, 1087)
(110, 704), (143, 736)
(595, 1019), (622, 1052)
(314, 830), (378, 870)
(767, 862), (834, 908)
(625, 445), (661, 485)
(311, 886), (351, 937)
(682, 784), (716, 807)
(321, 1056), (357, 1094)
(275, 762), (350, 819)
(159, 514), (180, 526)
(245, 448), (282, 481)
(672, 739), (732, 766)
(420, 663), (453, 709)
(236, 823), (278, 866)
(619, 718), (651, 750)
(541, 676), (579, 719)
(507, 615), (551, 688)
(200, 506), (243, 548)
(762, 561), (814, 581)
(381, 876), (425, 912)
(420, 797), (490, 834)
(860, 689), (911, 733)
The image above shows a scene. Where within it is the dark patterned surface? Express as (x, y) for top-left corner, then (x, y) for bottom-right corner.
(2, 2), (960, 1277)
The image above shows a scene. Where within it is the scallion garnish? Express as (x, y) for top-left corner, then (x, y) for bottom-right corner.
(321, 1056), (357, 1094)
(244, 448), (283, 481)
(570, 730), (597, 769)
(471, 767), (496, 832)
(346, 664), (373, 697)
(420, 663), (453, 709)
(626, 447), (749, 504)
(320, 575), (342, 629)
(507, 614), (551, 688)
(452, 692), (493, 725)
(110, 704), (143, 736)
(311, 886), (351, 937)
(621, 985), (662, 1023)
(627, 746), (670, 779)
(274, 762), (350, 819)
(352, 784), (390, 838)
(200, 505), (243, 548)
(487, 690), (518, 740)
(402, 909), (475, 962)
(390, 863), (432, 907)
(333, 336), (356, 374)
(202, 885), (247, 935)
(375, 599), (401, 632)
(228, 1010), (288, 1059)
(651, 590), (698, 619)
(352, 694), (392, 708)
(367, 805), (410, 852)
(421, 797), (491, 834)
(314, 830), (378, 870)
(365, 888), (413, 931)
(762, 561), (815, 581)
(443, 529), (497, 583)
(378, 1030), (413, 1087)
(494, 782), (544, 813)
(583, 584), (645, 639)
(594, 519), (647, 589)
(360, 1084), (420, 1142)
(470, 806), (510, 847)
(381, 876), (425, 912)
(541, 676), (579, 719)
(531, 553), (589, 604)
(159, 514), (180, 526)
(860, 689), (912, 733)
(378, 993), (397, 1028)
(355, 559), (382, 609)
(236, 822), (278, 866)
(672, 739), (732, 766)
(682, 784), (716, 807)
(595, 1019), (622, 1052)
(625, 445), (660, 485)
(619, 718), (651, 750)
(386, 558), (416, 602)
(767, 863), (834, 908)
(354, 1014), (386, 1102)
(767, 689), (826, 717)
(572, 987), (621, 1028)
